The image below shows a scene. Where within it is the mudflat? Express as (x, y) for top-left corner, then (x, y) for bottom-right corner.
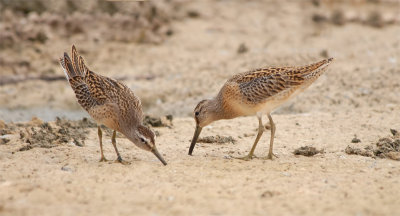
(0, 0), (399, 215)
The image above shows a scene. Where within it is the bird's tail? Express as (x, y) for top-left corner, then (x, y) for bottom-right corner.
(59, 45), (88, 80)
(300, 58), (334, 80)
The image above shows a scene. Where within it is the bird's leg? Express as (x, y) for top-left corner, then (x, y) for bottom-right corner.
(236, 116), (264, 161)
(98, 126), (108, 162)
(111, 130), (130, 165)
(265, 113), (278, 160)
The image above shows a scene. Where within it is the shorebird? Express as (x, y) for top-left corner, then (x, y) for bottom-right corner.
(189, 58), (334, 160)
(60, 45), (167, 165)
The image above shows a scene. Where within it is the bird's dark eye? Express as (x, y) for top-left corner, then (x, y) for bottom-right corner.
(195, 111), (199, 116)
(140, 138), (145, 142)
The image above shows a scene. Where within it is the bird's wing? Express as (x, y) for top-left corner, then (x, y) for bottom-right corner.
(229, 58), (332, 103)
(84, 71), (142, 115)
(235, 71), (303, 103)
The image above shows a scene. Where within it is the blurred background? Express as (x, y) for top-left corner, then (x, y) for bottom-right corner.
(0, 0), (399, 122)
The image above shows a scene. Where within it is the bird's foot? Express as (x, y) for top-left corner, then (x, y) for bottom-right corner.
(115, 156), (130, 165)
(99, 156), (108, 162)
(260, 152), (278, 160)
(235, 154), (256, 161)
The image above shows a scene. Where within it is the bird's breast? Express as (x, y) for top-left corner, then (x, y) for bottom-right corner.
(88, 104), (120, 131)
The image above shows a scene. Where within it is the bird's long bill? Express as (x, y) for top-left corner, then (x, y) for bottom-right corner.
(152, 149), (167, 166)
(188, 125), (202, 155)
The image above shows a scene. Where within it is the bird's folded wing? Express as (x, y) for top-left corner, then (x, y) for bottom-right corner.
(236, 70), (304, 103)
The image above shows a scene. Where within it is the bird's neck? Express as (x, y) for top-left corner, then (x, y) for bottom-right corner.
(207, 96), (232, 121)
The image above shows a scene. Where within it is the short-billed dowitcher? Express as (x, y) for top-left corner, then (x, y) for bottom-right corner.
(60, 45), (167, 165)
(189, 58), (333, 160)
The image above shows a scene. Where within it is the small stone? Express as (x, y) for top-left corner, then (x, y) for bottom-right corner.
(312, 14), (327, 23)
(165, 29), (173, 36)
(61, 165), (75, 172)
(237, 43), (248, 54)
(320, 49), (329, 58)
(187, 10), (200, 18)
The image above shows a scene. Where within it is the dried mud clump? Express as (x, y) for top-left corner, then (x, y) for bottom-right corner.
(293, 146), (323, 157)
(21, 117), (96, 149)
(351, 135), (361, 143)
(197, 135), (236, 144)
(345, 129), (400, 161)
(0, 137), (10, 145)
(345, 146), (374, 158)
(143, 115), (173, 128)
(312, 9), (398, 28)
(0, 117), (97, 151)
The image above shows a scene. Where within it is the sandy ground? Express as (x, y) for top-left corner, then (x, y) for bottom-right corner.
(1, 0), (400, 215)
(1, 111), (400, 216)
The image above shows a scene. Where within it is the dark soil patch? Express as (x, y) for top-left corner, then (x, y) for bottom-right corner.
(293, 146), (323, 157)
(197, 135), (236, 144)
(345, 129), (400, 161)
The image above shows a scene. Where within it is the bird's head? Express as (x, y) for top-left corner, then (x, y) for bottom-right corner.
(129, 125), (167, 165)
(188, 99), (219, 155)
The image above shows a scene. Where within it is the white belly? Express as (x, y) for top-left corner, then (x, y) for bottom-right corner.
(258, 86), (307, 114)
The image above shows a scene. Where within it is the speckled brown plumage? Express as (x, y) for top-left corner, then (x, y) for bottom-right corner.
(225, 58), (333, 107)
(60, 45), (167, 165)
(189, 58), (334, 160)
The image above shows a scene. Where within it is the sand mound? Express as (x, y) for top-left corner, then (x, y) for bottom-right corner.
(293, 146), (324, 157)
